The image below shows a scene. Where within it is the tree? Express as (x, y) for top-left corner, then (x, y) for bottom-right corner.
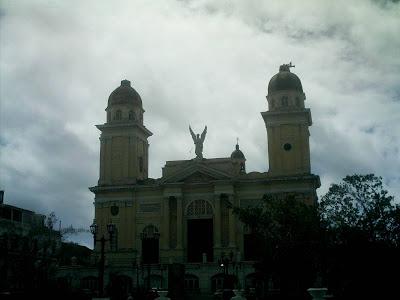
(233, 194), (322, 299)
(319, 174), (399, 245)
(319, 174), (400, 299)
(233, 194), (320, 246)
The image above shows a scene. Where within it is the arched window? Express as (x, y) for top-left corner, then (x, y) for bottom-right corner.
(142, 224), (159, 239)
(270, 99), (275, 109)
(186, 200), (213, 218)
(129, 110), (136, 121)
(57, 277), (71, 290)
(184, 274), (200, 291)
(245, 273), (265, 294)
(143, 274), (163, 289)
(211, 274), (225, 292)
(80, 276), (98, 291)
(211, 273), (237, 292)
(115, 110), (122, 120)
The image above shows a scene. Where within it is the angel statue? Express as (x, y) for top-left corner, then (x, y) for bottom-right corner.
(189, 125), (207, 159)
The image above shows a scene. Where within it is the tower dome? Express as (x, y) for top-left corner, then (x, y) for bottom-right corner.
(108, 80), (142, 107)
(268, 63), (303, 95)
(231, 144), (245, 160)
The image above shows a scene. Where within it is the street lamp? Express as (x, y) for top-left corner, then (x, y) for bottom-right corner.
(132, 256), (143, 295)
(218, 251), (235, 289)
(90, 221), (115, 297)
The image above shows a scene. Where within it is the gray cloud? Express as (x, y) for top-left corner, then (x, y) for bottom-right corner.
(1, 0), (399, 246)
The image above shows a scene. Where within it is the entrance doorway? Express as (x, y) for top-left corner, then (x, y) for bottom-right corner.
(187, 218), (213, 262)
(141, 225), (160, 264)
(142, 238), (159, 264)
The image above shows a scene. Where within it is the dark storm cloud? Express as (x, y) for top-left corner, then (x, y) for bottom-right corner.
(1, 0), (399, 246)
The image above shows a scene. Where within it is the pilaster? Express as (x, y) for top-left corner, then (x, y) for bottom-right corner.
(162, 196), (170, 250)
(213, 194), (221, 249)
(176, 196), (183, 249)
(228, 194), (236, 248)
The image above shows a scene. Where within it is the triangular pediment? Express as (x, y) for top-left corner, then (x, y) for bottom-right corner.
(181, 171), (217, 183)
(161, 162), (232, 184)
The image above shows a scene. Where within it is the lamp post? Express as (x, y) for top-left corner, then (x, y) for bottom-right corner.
(218, 251), (235, 289)
(90, 221), (115, 297)
(160, 263), (166, 289)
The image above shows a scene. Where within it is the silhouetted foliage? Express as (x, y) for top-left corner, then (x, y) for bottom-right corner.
(233, 175), (400, 299)
(233, 193), (321, 248)
(319, 174), (400, 245)
(233, 194), (322, 299)
(319, 174), (400, 299)
(58, 242), (92, 266)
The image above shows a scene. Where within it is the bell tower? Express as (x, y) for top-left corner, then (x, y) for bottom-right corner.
(97, 80), (152, 185)
(262, 64), (312, 176)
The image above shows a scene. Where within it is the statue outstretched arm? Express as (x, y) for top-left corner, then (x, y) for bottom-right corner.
(189, 125), (196, 141)
(200, 126), (207, 142)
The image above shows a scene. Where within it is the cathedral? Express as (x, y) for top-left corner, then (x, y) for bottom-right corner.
(88, 64), (320, 295)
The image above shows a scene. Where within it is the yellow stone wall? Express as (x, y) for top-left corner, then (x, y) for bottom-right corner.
(92, 174), (319, 265)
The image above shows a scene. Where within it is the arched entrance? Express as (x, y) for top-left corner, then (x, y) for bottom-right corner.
(186, 199), (214, 262)
(141, 225), (160, 264)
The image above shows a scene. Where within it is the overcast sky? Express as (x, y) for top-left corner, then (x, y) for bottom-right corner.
(1, 0), (399, 247)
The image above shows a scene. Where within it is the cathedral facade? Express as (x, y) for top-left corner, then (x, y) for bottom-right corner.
(89, 64), (320, 295)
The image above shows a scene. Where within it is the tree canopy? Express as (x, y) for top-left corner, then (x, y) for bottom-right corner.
(319, 174), (399, 245)
(233, 194), (320, 247)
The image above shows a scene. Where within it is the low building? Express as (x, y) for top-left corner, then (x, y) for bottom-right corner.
(0, 191), (58, 293)
(0, 191), (45, 237)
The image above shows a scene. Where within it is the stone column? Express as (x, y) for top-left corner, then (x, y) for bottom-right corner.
(214, 194), (221, 248)
(162, 197), (170, 250)
(176, 196), (183, 249)
(228, 194), (236, 248)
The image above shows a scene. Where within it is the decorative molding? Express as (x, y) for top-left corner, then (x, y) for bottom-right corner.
(139, 203), (161, 213)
